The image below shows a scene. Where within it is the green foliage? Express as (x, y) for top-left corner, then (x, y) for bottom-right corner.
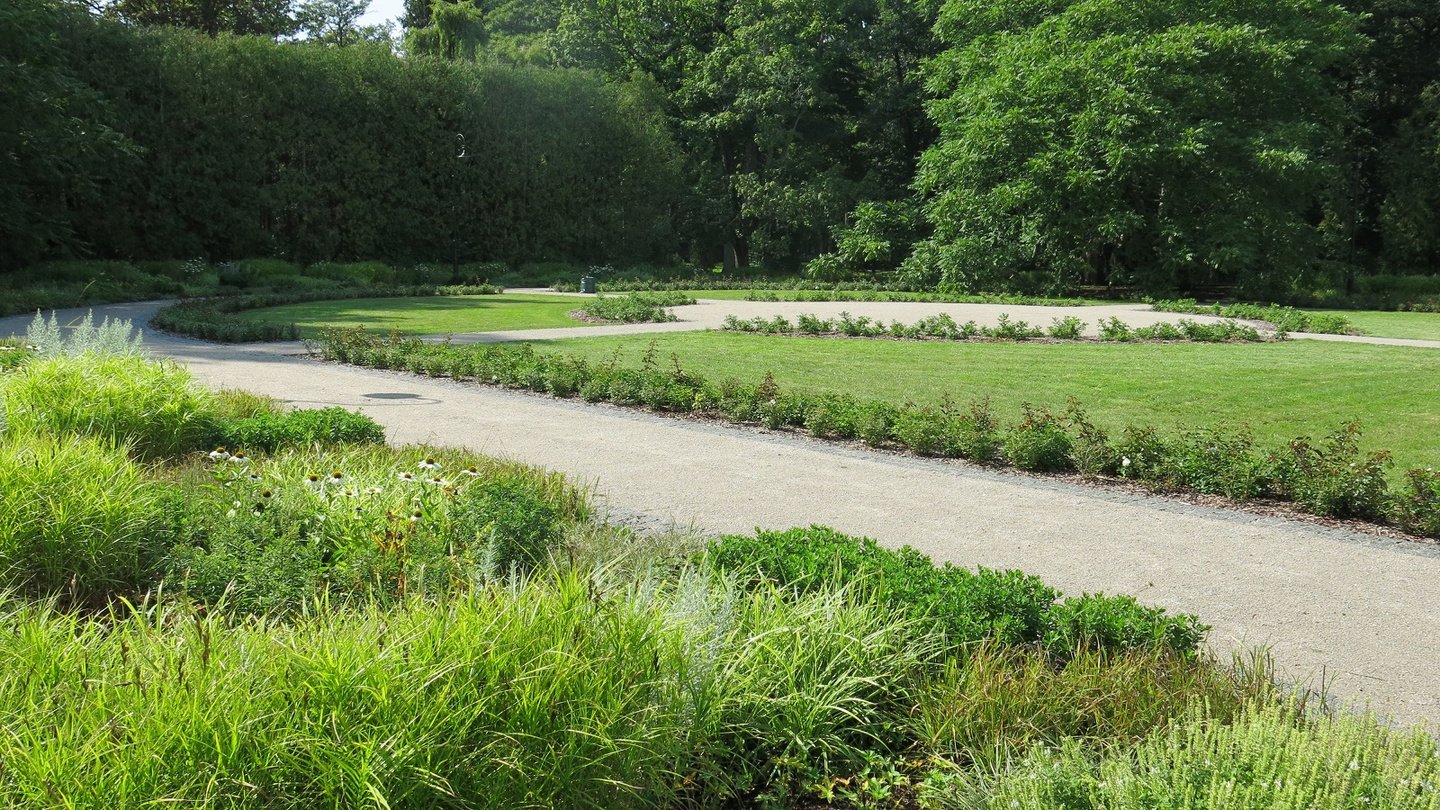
(319, 329), (1439, 536)
(555, 0), (939, 271)
(911, 644), (1272, 772)
(724, 312), (1265, 342)
(448, 474), (564, 575)
(0, 572), (933, 806)
(1277, 422), (1393, 519)
(1006, 405), (1074, 472)
(11, 18), (681, 268)
(1, 353), (217, 459)
(984, 702), (1440, 809)
(708, 526), (1061, 649)
(1044, 594), (1207, 660)
(0, 435), (167, 599)
(916, 0), (1363, 294)
(0, 0), (134, 271)
(211, 407), (385, 452)
(1392, 468), (1440, 539)
(1151, 299), (1354, 334)
(580, 292), (694, 323)
(168, 445), (585, 613)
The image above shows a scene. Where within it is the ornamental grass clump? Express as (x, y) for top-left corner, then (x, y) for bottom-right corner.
(982, 702), (1440, 810)
(1, 352), (217, 459)
(0, 572), (933, 807)
(0, 434), (168, 599)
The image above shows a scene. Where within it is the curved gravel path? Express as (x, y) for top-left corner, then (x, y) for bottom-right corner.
(4, 301), (1440, 730)
(441, 290), (1440, 347)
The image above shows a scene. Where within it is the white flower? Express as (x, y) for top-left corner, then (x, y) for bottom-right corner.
(409, 509), (424, 523)
(461, 466), (481, 478)
(398, 471), (418, 484)
(228, 452), (250, 465)
(364, 486), (384, 495)
(304, 473), (323, 489)
(326, 471), (345, 485)
(208, 448), (231, 461)
(418, 457), (441, 470)
(1121, 457), (1132, 467)
(246, 472), (262, 483)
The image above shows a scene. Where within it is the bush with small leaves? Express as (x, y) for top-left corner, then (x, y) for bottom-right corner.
(1044, 593), (1209, 660)
(1390, 468), (1440, 539)
(1277, 422), (1391, 519)
(1047, 316), (1085, 339)
(1006, 405), (1074, 472)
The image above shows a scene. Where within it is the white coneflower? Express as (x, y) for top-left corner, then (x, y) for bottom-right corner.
(1121, 457), (1132, 468)
(327, 471), (345, 486)
(461, 465), (481, 477)
(409, 509), (424, 523)
(208, 448), (230, 461)
(429, 476), (451, 487)
(398, 471), (418, 484)
(363, 486), (384, 495)
(246, 472), (262, 483)
(304, 473), (322, 489)
(229, 451), (250, 465)
(418, 457), (441, 470)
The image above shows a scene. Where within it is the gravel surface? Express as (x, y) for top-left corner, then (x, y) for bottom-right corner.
(4, 300), (1440, 730)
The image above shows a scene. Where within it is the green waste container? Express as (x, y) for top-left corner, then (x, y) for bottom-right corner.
(580, 274), (597, 294)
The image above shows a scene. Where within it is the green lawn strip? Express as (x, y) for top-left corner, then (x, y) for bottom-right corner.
(233, 293), (596, 337)
(1309, 309), (1440, 341)
(537, 331), (1440, 476)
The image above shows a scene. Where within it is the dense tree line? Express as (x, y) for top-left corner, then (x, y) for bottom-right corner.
(5, 0), (1438, 292)
(0, 0), (680, 271)
(399, 0), (1440, 293)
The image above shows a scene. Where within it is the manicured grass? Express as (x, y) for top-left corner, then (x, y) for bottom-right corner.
(540, 331), (1440, 472)
(233, 293), (596, 336)
(1310, 309), (1440, 341)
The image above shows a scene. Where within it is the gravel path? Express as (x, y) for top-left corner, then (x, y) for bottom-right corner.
(5, 301), (1440, 730)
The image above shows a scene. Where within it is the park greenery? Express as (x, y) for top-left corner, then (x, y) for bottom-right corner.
(318, 327), (1440, 538)
(722, 312), (1270, 342)
(3, 321), (1439, 807)
(4, 0), (1439, 303)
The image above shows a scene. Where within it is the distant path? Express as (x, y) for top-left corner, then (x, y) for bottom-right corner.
(5, 301), (1440, 730)
(9, 294), (1438, 348)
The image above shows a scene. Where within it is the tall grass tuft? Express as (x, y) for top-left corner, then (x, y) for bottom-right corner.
(1, 353), (217, 458)
(0, 571), (932, 807)
(982, 701), (1440, 809)
(0, 434), (168, 599)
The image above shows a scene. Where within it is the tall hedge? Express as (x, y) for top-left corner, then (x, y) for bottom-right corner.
(3, 9), (682, 270)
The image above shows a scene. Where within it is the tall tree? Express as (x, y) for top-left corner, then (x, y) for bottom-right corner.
(553, 0), (938, 270)
(106, 0), (298, 37)
(296, 0), (389, 45)
(910, 0), (1363, 295)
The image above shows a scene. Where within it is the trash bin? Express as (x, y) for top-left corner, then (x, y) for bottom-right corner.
(580, 274), (597, 294)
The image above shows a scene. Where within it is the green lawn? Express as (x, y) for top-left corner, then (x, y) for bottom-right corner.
(235, 293), (596, 337)
(538, 331), (1440, 473)
(1310, 309), (1440, 341)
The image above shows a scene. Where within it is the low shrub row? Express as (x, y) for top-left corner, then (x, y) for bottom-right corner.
(1151, 299), (1353, 334)
(318, 329), (1440, 539)
(579, 291), (696, 323)
(707, 526), (1206, 660)
(0, 258), (514, 316)
(151, 283), (503, 342)
(723, 312), (1265, 343)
